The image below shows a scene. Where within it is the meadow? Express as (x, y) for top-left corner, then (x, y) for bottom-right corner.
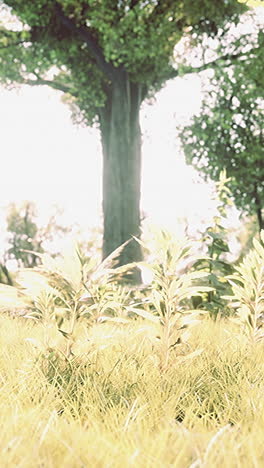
(0, 230), (263, 468)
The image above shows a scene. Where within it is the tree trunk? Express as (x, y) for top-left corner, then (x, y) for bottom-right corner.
(254, 184), (263, 233)
(99, 73), (143, 283)
(256, 206), (263, 233)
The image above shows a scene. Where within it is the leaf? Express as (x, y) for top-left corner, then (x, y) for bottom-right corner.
(97, 317), (130, 324)
(98, 240), (130, 272)
(247, 314), (254, 328)
(253, 237), (264, 259)
(127, 306), (160, 323)
(58, 329), (71, 339)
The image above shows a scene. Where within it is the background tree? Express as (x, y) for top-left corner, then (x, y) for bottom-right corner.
(4, 201), (71, 269)
(179, 29), (264, 231)
(6, 201), (43, 268)
(0, 0), (249, 281)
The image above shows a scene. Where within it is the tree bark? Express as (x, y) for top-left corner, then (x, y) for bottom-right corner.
(99, 73), (143, 283)
(254, 184), (263, 233)
(256, 206), (263, 233)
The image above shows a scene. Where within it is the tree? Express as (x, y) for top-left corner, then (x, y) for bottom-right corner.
(179, 29), (264, 231)
(5, 201), (71, 268)
(0, 0), (249, 281)
(6, 201), (43, 268)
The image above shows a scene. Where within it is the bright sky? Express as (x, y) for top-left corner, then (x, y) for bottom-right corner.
(0, 74), (220, 244)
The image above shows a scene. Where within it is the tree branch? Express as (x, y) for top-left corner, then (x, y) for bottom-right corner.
(167, 49), (258, 81)
(22, 77), (77, 96)
(53, 2), (116, 81)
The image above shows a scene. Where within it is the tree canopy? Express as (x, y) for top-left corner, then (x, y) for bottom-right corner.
(0, 1), (246, 115)
(179, 28), (264, 230)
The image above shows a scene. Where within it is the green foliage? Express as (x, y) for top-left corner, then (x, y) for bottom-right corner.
(0, 231), (214, 367)
(192, 170), (235, 318)
(4, 201), (71, 269)
(0, 241), (138, 355)
(133, 230), (213, 369)
(0, 0), (246, 124)
(6, 201), (43, 268)
(0, 225), (263, 366)
(225, 230), (264, 341)
(180, 29), (264, 227)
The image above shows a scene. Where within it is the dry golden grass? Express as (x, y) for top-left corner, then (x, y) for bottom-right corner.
(1, 314), (264, 468)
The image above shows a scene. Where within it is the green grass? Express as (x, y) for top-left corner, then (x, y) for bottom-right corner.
(1, 314), (264, 468)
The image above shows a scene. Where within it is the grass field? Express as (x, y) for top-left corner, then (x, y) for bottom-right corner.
(0, 229), (263, 467)
(1, 314), (264, 468)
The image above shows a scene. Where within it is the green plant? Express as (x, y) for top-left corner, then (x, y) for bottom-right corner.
(179, 26), (264, 231)
(5, 201), (43, 268)
(131, 230), (213, 370)
(225, 230), (264, 342)
(0, 241), (136, 358)
(4, 201), (71, 268)
(192, 170), (235, 318)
